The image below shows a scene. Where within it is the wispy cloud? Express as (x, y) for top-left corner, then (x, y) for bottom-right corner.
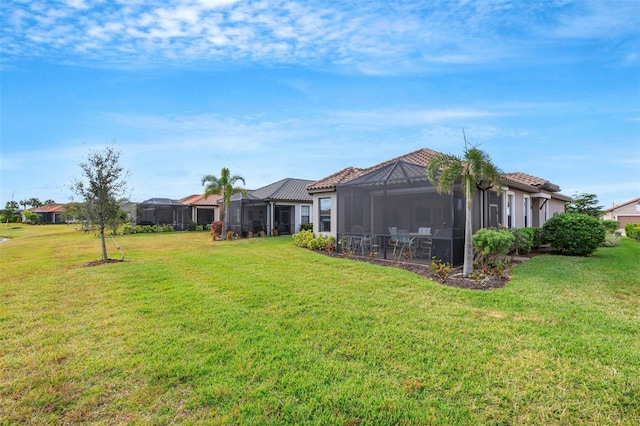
(3, 0), (638, 72)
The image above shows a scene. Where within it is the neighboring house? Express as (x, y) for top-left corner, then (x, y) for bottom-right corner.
(307, 148), (570, 265)
(136, 198), (190, 230)
(602, 197), (640, 227)
(227, 178), (314, 236)
(180, 194), (222, 226)
(30, 203), (66, 224)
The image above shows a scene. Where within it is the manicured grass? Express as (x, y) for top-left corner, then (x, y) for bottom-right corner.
(1, 225), (638, 424)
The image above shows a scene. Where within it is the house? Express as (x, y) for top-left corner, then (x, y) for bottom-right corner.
(602, 197), (640, 227)
(30, 203), (66, 224)
(179, 193), (222, 226)
(227, 178), (314, 237)
(306, 148), (570, 265)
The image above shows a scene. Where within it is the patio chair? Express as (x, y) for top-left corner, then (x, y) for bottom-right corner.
(388, 227), (402, 258)
(417, 227), (432, 258)
(397, 229), (417, 259)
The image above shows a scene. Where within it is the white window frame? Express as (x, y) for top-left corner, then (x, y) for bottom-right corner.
(301, 205), (310, 224)
(504, 191), (515, 229)
(319, 197), (331, 232)
(523, 195), (531, 228)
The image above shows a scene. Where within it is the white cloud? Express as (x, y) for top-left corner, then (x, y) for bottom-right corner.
(6, 0), (636, 72)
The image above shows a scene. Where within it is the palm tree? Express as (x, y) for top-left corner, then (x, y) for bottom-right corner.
(426, 137), (503, 277)
(201, 167), (246, 238)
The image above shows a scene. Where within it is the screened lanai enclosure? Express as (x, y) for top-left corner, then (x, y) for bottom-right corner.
(227, 193), (269, 237)
(136, 198), (190, 230)
(336, 160), (466, 266)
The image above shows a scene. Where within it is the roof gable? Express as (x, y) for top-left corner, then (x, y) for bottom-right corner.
(179, 193), (222, 206)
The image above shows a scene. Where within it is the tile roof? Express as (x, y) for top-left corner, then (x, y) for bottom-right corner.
(605, 197), (640, 212)
(307, 148), (444, 191)
(179, 193), (222, 206)
(503, 172), (547, 187)
(503, 172), (560, 192)
(306, 147), (569, 199)
(31, 203), (66, 213)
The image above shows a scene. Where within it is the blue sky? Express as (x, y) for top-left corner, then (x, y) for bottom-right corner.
(1, 0), (639, 209)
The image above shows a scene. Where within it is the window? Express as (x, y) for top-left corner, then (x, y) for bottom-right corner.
(523, 195), (530, 228)
(506, 192), (515, 228)
(319, 197), (331, 232)
(543, 200), (549, 223)
(301, 205), (310, 224)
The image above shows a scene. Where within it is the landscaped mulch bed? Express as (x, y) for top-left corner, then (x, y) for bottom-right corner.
(325, 253), (533, 290)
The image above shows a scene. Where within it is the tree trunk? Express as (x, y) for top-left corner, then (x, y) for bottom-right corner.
(100, 228), (108, 261)
(463, 182), (474, 277)
(220, 206), (227, 238)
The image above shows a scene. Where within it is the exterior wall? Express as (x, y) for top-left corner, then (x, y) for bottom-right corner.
(604, 200), (640, 226)
(548, 198), (566, 218)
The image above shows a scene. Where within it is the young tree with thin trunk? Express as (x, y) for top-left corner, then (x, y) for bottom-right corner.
(71, 145), (129, 261)
(426, 137), (503, 277)
(201, 167), (246, 238)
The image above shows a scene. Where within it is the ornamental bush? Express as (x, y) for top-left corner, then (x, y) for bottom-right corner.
(292, 230), (335, 251)
(472, 228), (514, 268)
(531, 227), (543, 250)
(292, 230), (314, 247)
(509, 228), (533, 255)
(625, 223), (640, 240)
(542, 213), (605, 256)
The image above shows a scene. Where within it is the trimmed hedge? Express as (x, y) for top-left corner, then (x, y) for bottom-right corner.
(625, 223), (640, 240)
(542, 213), (605, 256)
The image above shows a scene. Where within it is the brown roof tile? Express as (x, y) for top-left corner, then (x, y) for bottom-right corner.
(605, 197), (640, 212)
(179, 193), (223, 206)
(503, 172), (547, 187)
(31, 203), (66, 213)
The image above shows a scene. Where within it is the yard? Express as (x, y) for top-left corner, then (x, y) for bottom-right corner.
(1, 225), (638, 424)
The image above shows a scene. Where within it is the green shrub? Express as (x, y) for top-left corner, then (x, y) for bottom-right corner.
(531, 227), (543, 250)
(292, 231), (335, 252)
(299, 223), (313, 232)
(542, 213), (605, 256)
(509, 228), (533, 255)
(601, 220), (620, 234)
(308, 234), (335, 250)
(119, 224), (174, 234)
(472, 228), (514, 268)
(293, 230), (314, 247)
(625, 223), (640, 240)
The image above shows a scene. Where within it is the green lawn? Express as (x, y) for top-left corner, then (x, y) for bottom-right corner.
(1, 225), (638, 425)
